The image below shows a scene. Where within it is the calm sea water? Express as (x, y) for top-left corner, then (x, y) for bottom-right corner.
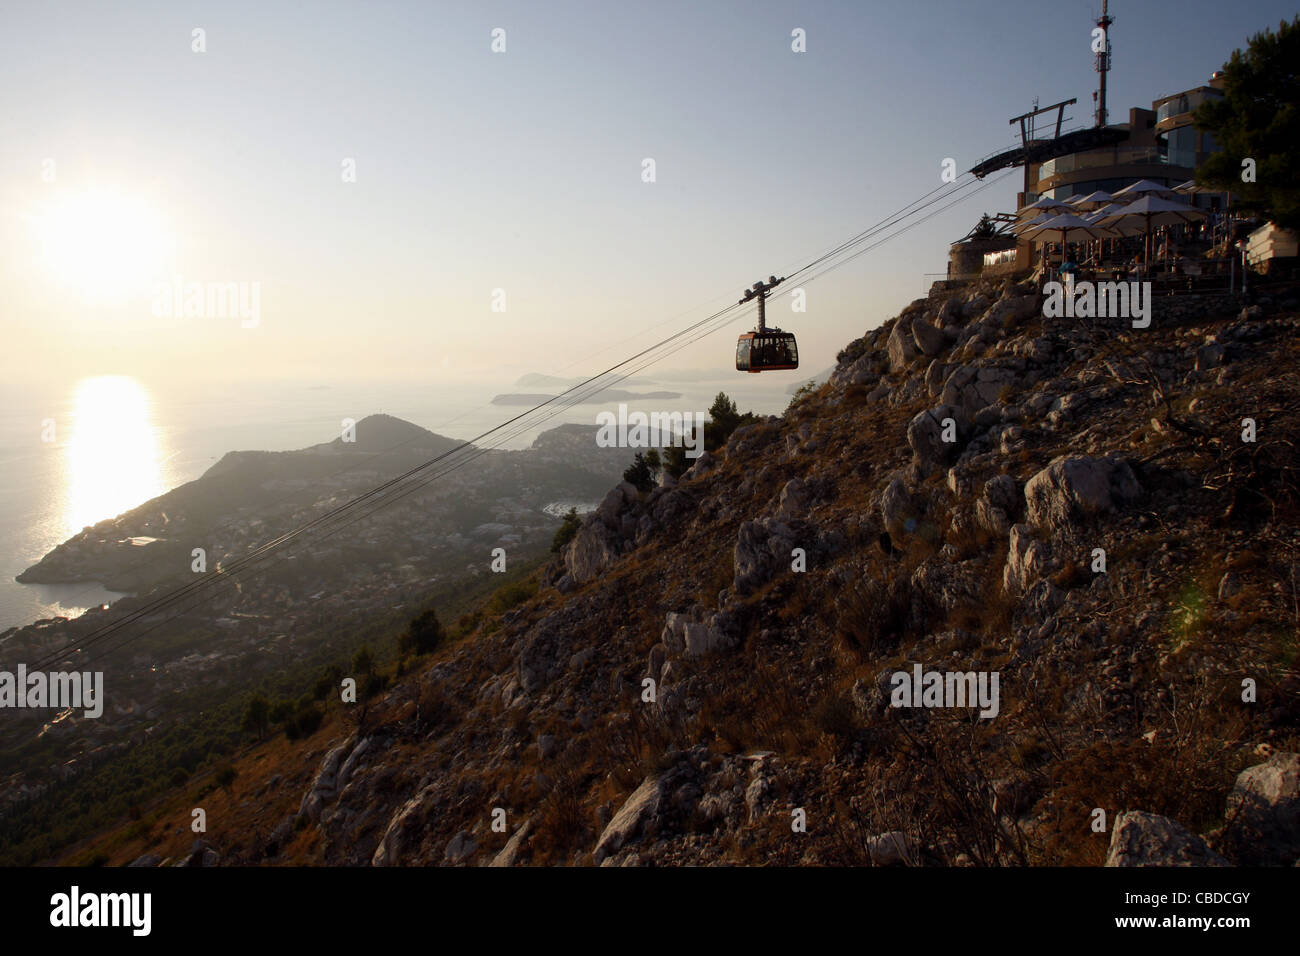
(0, 374), (796, 631)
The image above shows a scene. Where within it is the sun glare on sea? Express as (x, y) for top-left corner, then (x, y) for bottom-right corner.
(33, 189), (171, 304)
(63, 377), (166, 536)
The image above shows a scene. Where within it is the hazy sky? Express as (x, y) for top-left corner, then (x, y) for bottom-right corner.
(1, 0), (1293, 392)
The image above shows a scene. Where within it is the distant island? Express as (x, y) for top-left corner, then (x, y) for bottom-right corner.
(492, 389), (682, 405)
(513, 372), (660, 389)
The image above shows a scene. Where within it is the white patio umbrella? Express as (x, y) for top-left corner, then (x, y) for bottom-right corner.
(1022, 213), (1120, 244)
(1096, 195), (1207, 267)
(1021, 212), (1119, 276)
(1016, 196), (1074, 219)
(1087, 203), (1128, 221)
(1011, 212), (1052, 234)
(1112, 178), (1180, 201)
(1173, 179), (1221, 196)
(1089, 204), (1146, 235)
(1070, 189), (1115, 210)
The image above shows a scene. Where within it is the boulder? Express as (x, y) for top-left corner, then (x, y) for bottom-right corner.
(911, 316), (949, 357)
(1224, 751), (1300, 866)
(924, 360), (952, 397)
(887, 317), (920, 371)
(1024, 455), (1141, 531)
(564, 517), (621, 584)
(444, 830), (478, 864)
(683, 621), (732, 657)
(940, 364), (1018, 415)
(962, 292), (991, 319)
(776, 477), (809, 521)
(489, 819), (533, 867)
(1002, 524), (1050, 595)
(661, 612), (689, 654)
(879, 477), (916, 539)
(298, 737), (356, 823)
(938, 294), (964, 326)
(647, 643), (667, 682)
(976, 474), (1019, 535)
(595, 481), (638, 528)
(372, 787), (433, 866)
(734, 518), (797, 595)
(869, 830), (915, 866)
(594, 775), (662, 864)
(1105, 811), (1229, 867)
(907, 404), (966, 474)
(517, 614), (580, 693)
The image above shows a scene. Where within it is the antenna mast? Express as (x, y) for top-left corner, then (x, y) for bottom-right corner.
(1095, 0), (1113, 127)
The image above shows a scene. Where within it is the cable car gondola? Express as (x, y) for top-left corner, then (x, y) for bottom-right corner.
(736, 329), (799, 372)
(735, 275), (799, 373)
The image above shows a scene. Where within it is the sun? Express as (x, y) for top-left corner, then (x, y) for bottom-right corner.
(33, 188), (172, 304)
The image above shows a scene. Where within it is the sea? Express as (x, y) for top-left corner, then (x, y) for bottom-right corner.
(0, 374), (798, 632)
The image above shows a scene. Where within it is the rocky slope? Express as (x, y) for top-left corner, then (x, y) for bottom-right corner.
(102, 277), (1300, 867)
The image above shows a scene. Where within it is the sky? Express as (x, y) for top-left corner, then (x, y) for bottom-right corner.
(1, 0), (1295, 393)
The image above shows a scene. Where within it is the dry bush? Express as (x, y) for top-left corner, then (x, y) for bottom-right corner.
(825, 570), (912, 661)
(530, 765), (590, 864)
(841, 714), (1030, 866)
(1034, 673), (1251, 864)
(698, 658), (809, 754)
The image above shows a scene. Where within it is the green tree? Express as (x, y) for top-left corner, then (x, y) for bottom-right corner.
(269, 699), (294, 724)
(662, 444), (688, 480)
(352, 645), (375, 676)
(1195, 16), (1300, 228)
(704, 391), (753, 451)
(240, 693), (270, 740)
(708, 392), (740, 432)
(399, 608), (445, 656)
(622, 452), (655, 492)
(787, 379), (818, 412)
(551, 507), (582, 553)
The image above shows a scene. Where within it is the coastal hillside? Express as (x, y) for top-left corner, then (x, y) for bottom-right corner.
(74, 277), (1300, 867)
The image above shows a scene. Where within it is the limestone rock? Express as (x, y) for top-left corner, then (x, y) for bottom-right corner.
(911, 315), (949, 357)
(564, 516), (621, 584)
(1024, 455), (1141, 531)
(1224, 751), (1300, 866)
(444, 830), (478, 864)
(734, 518), (797, 595)
(1003, 524), (1050, 595)
(594, 775), (662, 864)
(907, 404), (966, 474)
(879, 477), (916, 539)
(776, 477), (809, 521)
(489, 819), (533, 867)
(1105, 811), (1229, 867)
(869, 831), (915, 866)
(940, 364), (1018, 415)
(887, 317), (920, 371)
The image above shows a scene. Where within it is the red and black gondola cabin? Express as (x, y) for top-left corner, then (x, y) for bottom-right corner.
(735, 329), (799, 372)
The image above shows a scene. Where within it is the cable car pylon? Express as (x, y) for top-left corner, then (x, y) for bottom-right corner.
(735, 275), (799, 372)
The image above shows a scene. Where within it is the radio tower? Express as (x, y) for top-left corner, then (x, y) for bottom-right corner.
(1095, 0), (1113, 127)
